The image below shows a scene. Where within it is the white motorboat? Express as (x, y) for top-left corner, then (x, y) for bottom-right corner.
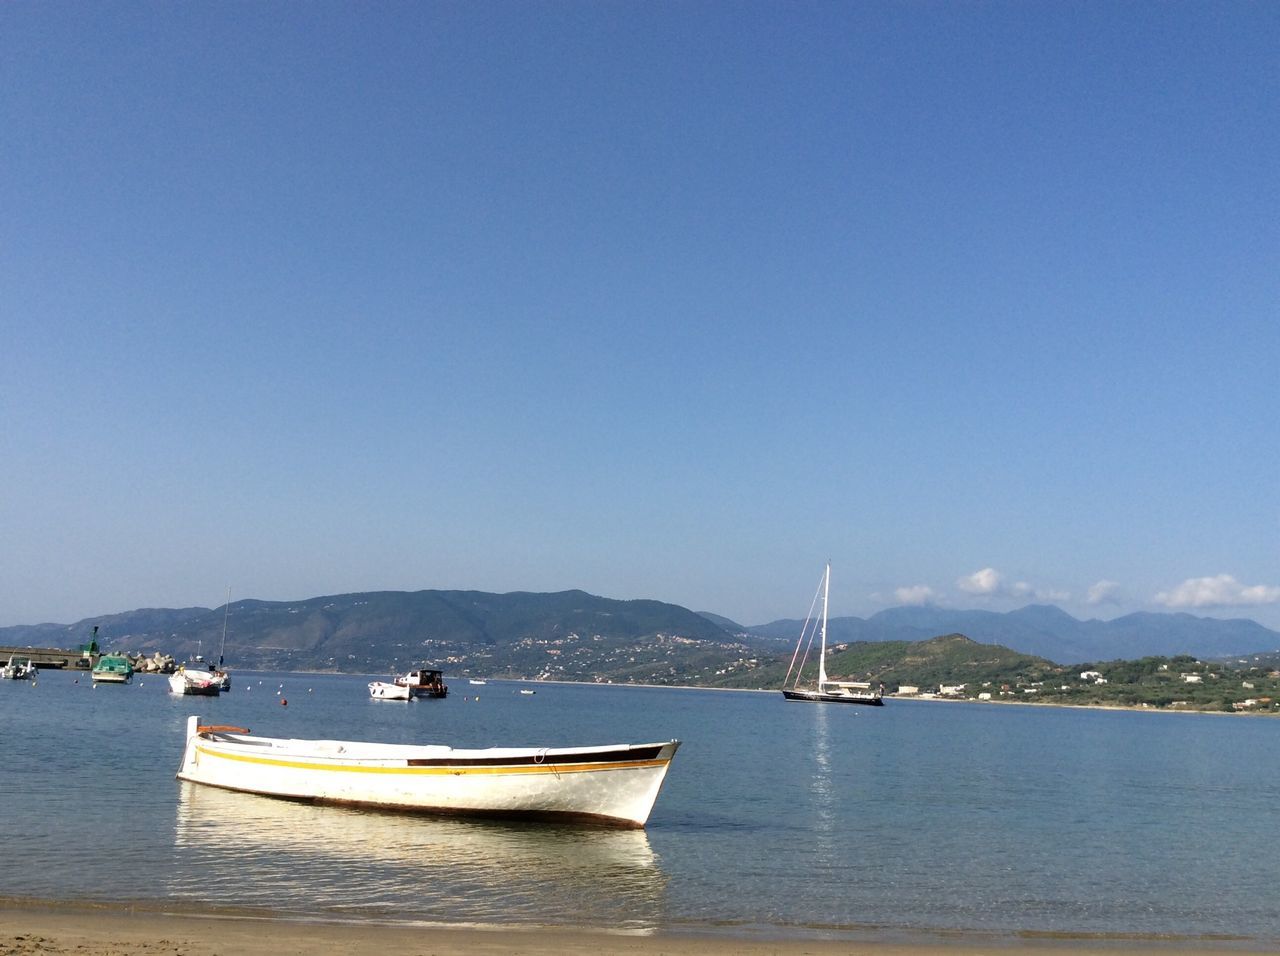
(176, 717), (681, 828)
(2, 655), (37, 680)
(369, 680), (412, 701)
(169, 658), (223, 696)
(91, 653), (134, 683)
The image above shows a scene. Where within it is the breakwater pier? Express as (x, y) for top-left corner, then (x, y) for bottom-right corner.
(0, 645), (176, 672)
(0, 645), (92, 669)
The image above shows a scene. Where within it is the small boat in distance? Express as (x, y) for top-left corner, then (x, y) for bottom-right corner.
(469, 679), (487, 686)
(2, 655), (37, 680)
(781, 564), (884, 706)
(171, 599), (232, 695)
(169, 657), (223, 696)
(369, 680), (412, 701)
(176, 717), (681, 828)
(92, 653), (134, 684)
(394, 667), (448, 699)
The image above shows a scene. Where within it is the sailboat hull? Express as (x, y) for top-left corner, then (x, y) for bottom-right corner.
(781, 689), (884, 706)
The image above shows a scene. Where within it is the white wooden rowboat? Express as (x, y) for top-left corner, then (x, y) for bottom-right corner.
(176, 717), (681, 828)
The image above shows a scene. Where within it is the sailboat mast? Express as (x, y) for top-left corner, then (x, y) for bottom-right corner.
(218, 586), (230, 669)
(818, 563), (830, 687)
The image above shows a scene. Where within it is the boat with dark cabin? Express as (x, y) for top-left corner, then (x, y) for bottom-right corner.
(394, 667), (448, 699)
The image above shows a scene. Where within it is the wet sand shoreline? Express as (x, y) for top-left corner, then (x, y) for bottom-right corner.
(1, 899), (1272, 956)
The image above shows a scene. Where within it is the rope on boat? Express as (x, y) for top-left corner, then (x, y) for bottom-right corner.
(782, 573), (825, 689)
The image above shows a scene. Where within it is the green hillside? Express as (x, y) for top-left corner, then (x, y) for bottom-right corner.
(699, 634), (1280, 714)
(703, 633), (1055, 690)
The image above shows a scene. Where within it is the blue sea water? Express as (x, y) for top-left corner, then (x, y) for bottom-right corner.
(1, 668), (1277, 944)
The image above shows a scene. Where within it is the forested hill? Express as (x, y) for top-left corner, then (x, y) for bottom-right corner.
(0, 589), (742, 676)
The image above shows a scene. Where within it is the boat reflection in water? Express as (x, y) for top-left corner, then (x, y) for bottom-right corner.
(172, 783), (669, 928)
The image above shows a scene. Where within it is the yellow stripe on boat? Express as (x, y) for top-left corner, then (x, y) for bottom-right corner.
(193, 744), (670, 776)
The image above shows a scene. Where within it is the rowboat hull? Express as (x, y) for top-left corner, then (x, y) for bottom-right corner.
(176, 717), (680, 828)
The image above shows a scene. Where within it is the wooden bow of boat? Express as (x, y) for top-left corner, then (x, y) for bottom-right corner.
(177, 716), (680, 828)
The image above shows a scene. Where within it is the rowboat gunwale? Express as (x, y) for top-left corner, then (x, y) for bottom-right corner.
(176, 718), (680, 828)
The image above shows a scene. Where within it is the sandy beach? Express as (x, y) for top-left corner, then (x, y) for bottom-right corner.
(0, 900), (1267, 956)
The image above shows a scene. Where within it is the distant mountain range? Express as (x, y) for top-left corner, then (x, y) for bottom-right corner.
(739, 603), (1280, 664)
(2, 590), (1277, 677)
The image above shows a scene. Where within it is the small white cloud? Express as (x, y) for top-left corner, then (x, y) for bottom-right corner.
(1154, 574), (1280, 609)
(955, 567), (1067, 603)
(1087, 580), (1121, 606)
(957, 567), (1002, 595)
(894, 585), (936, 606)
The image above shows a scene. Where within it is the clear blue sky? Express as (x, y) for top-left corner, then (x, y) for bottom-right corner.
(2, 1), (1277, 629)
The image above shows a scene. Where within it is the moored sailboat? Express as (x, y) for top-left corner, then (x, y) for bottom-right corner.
(170, 591), (233, 695)
(781, 564), (884, 706)
(169, 657), (223, 696)
(214, 587), (232, 692)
